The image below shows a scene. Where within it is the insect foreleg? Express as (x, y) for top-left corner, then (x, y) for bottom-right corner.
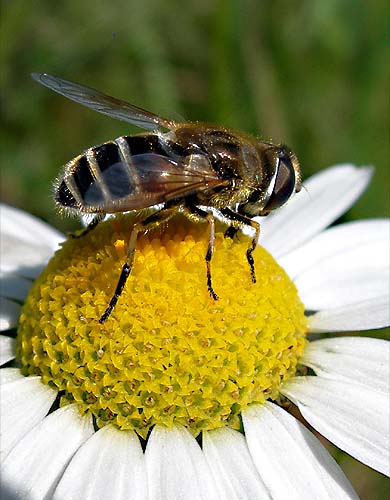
(99, 206), (178, 324)
(220, 208), (260, 283)
(183, 206), (218, 301)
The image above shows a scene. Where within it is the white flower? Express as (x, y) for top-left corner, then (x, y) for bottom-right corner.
(1, 164), (389, 499)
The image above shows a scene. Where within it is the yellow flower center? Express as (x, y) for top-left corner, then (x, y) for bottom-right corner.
(17, 213), (307, 438)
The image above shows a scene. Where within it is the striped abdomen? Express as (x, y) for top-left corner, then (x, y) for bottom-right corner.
(55, 134), (186, 213)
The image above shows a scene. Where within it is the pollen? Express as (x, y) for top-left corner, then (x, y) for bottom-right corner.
(17, 213), (307, 438)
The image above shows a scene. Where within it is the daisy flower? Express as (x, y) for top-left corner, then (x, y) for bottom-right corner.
(1, 164), (389, 499)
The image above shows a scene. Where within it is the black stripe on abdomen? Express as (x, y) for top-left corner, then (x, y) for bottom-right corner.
(55, 179), (77, 207)
(123, 134), (187, 158)
(55, 155), (93, 208)
(92, 142), (121, 173)
(72, 156), (95, 196)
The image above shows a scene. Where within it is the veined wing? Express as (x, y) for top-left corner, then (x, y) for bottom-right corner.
(31, 73), (176, 130)
(82, 153), (229, 212)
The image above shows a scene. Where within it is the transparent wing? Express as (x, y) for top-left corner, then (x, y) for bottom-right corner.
(82, 153), (229, 212)
(31, 73), (176, 130)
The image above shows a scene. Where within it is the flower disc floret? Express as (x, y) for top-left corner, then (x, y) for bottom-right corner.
(17, 213), (307, 438)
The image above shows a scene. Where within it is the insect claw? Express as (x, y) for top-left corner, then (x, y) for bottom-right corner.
(207, 274), (219, 301)
(246, 248), (257, 283)
(99, 310), (111, 324)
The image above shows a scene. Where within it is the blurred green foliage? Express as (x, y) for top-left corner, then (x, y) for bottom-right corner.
(1, 1), (388, 496)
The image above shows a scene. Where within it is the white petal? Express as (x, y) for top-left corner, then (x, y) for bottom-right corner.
(301, 337), (390, 394)
(308, 295), (390, 332)
(146, 424), (219, 500)
(281, 377), (390, 476)
(1, 272), (34, 301)
(0, 297), (21, 331)
(0, 375), (57, 460)
(0, 335), (16, 365)
(294, 230), (389, 310)
(259, 165), (373, 258)
(279, 218), (389, 280)
(0, 204), (64, 278)
(0, 203), (63, 250)
(0, 367), (25, 384)
(53, 425), (147, 500)
(203, 427), (270, 500)
(0, 233), (55, 277)
(242, 402), (358, 500)
(1, 404), (94, 500)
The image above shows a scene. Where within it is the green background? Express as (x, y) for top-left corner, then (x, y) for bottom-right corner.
(1, 1), (388, 497)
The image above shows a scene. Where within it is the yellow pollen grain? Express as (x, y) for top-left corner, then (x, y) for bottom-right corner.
(17, 213), (307, 438)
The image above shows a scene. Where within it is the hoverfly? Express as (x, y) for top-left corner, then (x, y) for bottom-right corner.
(32, 73), (301, 323)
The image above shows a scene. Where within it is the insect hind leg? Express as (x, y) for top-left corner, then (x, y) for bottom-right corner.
(99, 206), (178, 324)
(70, 213), (105, 239)
(183, 206), (218, 301)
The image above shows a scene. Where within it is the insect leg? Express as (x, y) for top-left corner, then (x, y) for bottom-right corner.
(224, 225), (239, 239)
(220, 208), (260, 283)
(183, 206), (218, 300)
(99, 206), (178, 324)
(70, 213), (105, 239)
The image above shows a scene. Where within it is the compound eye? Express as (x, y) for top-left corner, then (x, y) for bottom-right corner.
(263, 157), (296, 211)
